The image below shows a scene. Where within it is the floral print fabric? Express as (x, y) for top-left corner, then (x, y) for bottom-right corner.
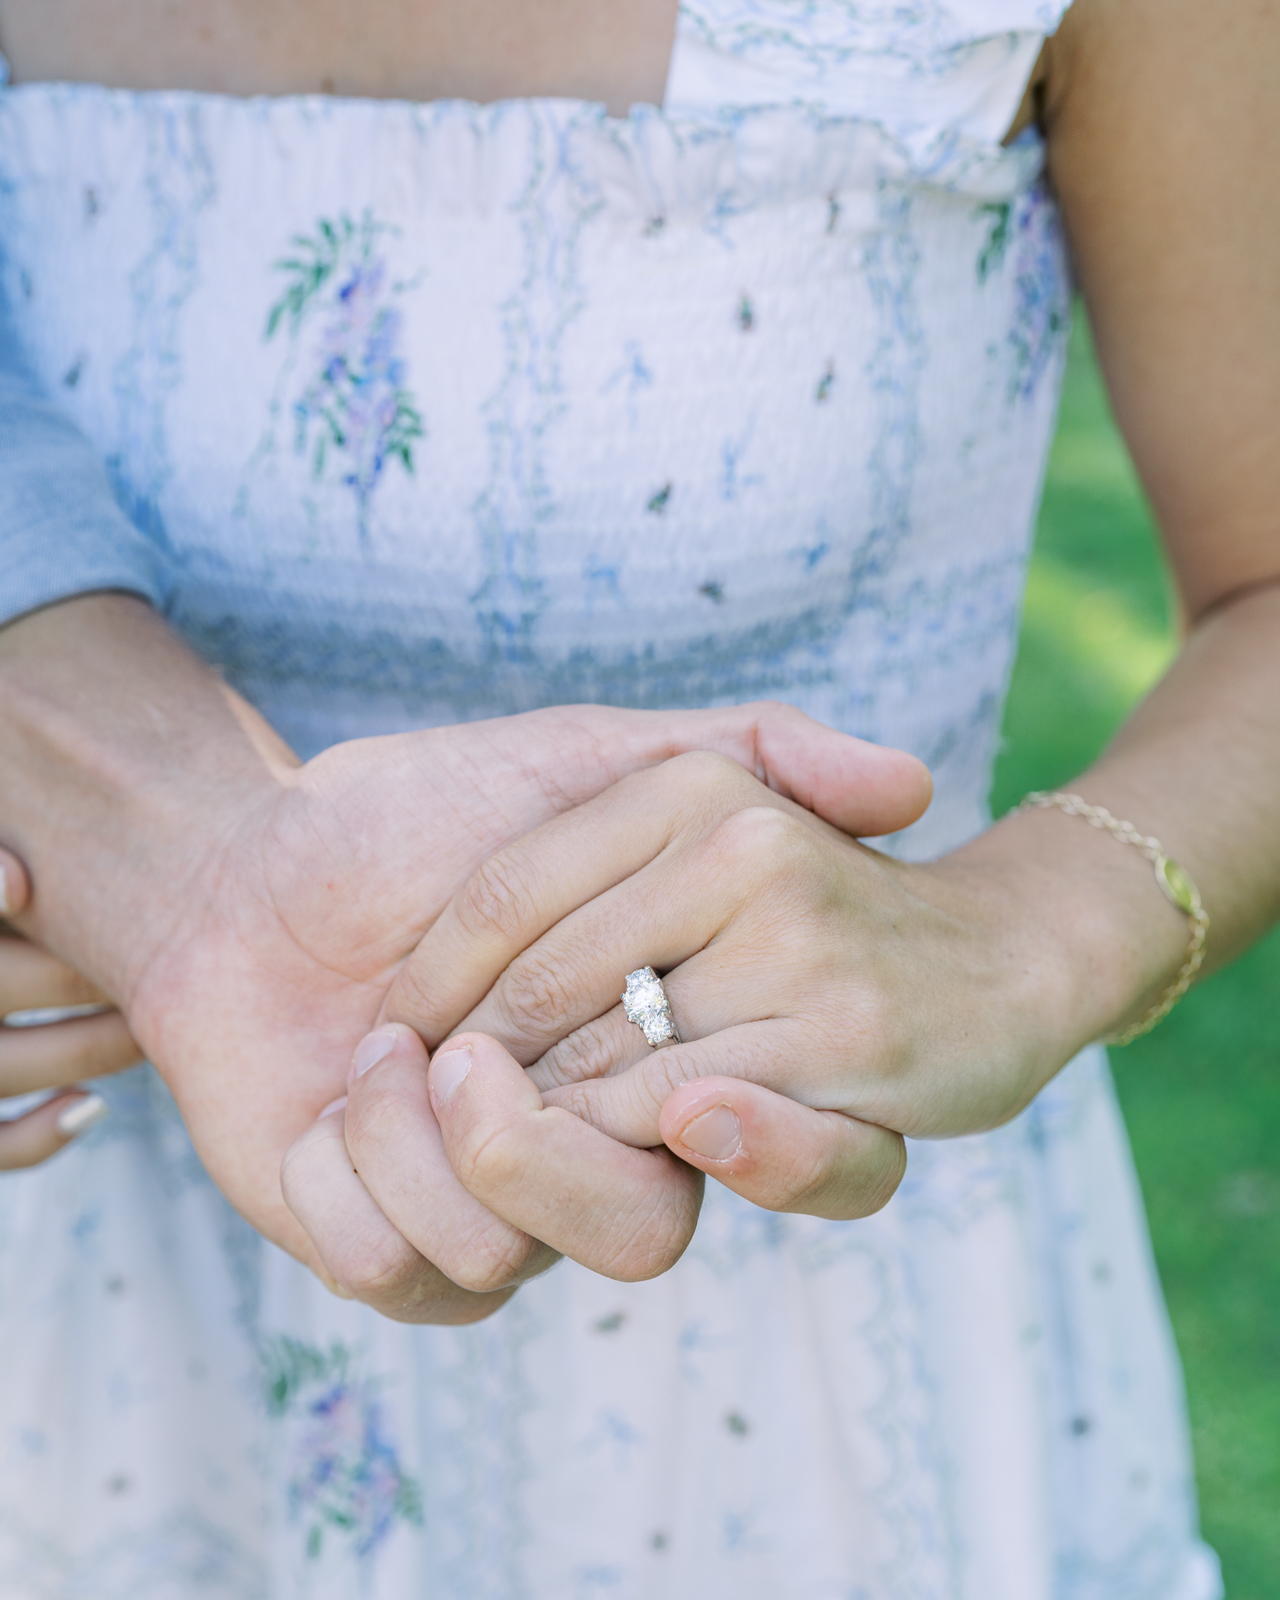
(0, 2), (1222, 1595)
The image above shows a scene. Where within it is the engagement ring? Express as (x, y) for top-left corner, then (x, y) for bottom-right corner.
(622, 967), (680, 1048)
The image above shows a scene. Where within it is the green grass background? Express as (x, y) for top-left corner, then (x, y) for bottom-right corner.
(991, 308), (1280, 1596)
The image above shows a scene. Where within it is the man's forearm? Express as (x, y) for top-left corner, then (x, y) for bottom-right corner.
(0, 593), (294, 1003)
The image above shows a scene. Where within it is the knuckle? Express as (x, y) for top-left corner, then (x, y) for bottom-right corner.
(847, 986), (896, 1067)
(340, 1234), (424, 1304)
(534, 1023), (619, 1088)
(492, 950), (580, 1040)
(450, 1114), (520, 1196)
(596, 1185), (699, 1282)
(555, 1068), (666, 1137)
(441, 1228), (540, 1295)
(707, 803), (812, 873)
(342, 1073), (414, 1154)
(552, 1079), (609, 1130)
(456, 850), (543, 948)
(665, 748), (746, 789)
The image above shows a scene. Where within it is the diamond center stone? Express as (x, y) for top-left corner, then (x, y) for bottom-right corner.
(622, 967), (676, 1046)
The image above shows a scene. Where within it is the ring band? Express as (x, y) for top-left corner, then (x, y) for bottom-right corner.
(622, 967), (681, 1048)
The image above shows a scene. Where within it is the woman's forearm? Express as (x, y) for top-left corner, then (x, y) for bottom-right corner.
(0, 593), (293, 1003)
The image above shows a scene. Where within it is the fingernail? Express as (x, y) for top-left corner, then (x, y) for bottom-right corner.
(56, 1094), (109, 1138)
(316, 1095), (348, 1121)
(429, 1046), (472, 1110)
(351, 1029), (397, 1082)
(0, 862), (11, 916)
(678, 1104), (742, 1162)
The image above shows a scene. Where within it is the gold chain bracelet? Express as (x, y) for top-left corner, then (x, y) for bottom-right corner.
(1017, 790), (1209, 1046)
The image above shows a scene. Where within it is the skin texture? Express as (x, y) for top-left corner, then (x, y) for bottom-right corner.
(0, 0), (1277, 1319)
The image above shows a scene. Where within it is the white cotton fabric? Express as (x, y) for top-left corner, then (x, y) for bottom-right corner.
(0, 3), (1223, 1596)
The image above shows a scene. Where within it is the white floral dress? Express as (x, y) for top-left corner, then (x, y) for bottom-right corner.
(0, 3), (1223, 1596)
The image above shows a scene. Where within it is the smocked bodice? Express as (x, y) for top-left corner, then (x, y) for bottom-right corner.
(0, 3), (1069, 857)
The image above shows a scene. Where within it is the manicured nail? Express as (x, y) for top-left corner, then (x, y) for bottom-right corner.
(0, 861), (11, 917)
(316, 1095), (348, 1121)
(56, 1094), (109, 1138)
(678, 1104), (742, 1162)
(429, 1047), (472, 1110)
(351, 1029), (396, 1081)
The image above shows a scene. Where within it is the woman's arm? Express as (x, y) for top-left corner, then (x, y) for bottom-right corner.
(1026, 0), (1280, 971)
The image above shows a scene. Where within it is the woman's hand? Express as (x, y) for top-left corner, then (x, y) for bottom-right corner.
(249, 709), (926, 1315)
(0, 845), (142, 1169)
(378, 751), (1190, 1217)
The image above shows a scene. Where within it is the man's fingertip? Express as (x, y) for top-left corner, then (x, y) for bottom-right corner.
(351, 1028), (398, 1082)
(677, 1103), (743, 1163)
(429, 1045), (473, 1111)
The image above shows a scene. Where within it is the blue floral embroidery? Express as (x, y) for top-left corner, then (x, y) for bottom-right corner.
(263, 1337), (423, 1562)
(1004, 184), (1069, 403)
(974, 186), (1069, 403)
(266, 213), (424, 550)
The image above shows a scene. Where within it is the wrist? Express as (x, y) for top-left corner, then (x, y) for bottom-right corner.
(0, 594), (296, 1004)
(940, 801), (1195, 1058)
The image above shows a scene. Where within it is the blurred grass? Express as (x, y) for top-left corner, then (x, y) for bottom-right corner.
(991, 307), (1280, 1598)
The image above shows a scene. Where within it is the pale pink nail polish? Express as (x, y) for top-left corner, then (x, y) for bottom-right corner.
(351, 1029), (396, 1081)
(316, 1095), (348, 1121)
(56, 1094), (109, 1138)
(429, 1047), (472, 1109)
(679, 1104), (742, 1162)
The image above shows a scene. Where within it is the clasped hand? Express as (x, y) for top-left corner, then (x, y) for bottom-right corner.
(11, 698), (1073, 1327)
(285, 726), (1083, 1325)
(272, 711), (933, 1322)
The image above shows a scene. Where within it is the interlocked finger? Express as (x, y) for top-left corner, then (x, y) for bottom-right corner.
(281, 1094), (518, 1324)
(0, 1009), (142, 1095)
(452, 804), (826, 1069)
(422, 1031), (706, 1280)
(384, 754), (836, 1052)
(0, 933), (111, 1017)
(0, 1091), (108, 1172)
(539, 1015), (856, 1149)
(525, 926), (810, 1096)
(342, 1025), (560, 1296)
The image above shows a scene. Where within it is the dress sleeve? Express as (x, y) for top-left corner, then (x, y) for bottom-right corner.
(0, 288), (172, 629)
